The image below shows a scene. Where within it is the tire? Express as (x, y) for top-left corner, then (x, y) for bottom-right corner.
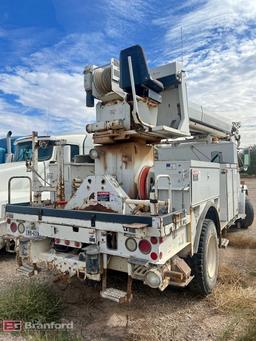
(240, 197), (254, 229)
(190, 219), (219, 295)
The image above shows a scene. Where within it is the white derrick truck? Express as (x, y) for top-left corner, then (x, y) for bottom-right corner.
(4, 45), (253, 302)
(0, 133), (93, 252)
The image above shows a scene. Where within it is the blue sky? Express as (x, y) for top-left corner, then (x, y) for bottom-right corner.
(0, 0), (255, 146)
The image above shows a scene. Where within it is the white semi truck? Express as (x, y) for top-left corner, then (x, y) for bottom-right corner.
(4, 45), (253, 302)
(0, 133), (93, 252)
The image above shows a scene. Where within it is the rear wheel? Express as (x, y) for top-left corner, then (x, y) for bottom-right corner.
(190, 219), (219, 295)
(240, 197), (254, 229)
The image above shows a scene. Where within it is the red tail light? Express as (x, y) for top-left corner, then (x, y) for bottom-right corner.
(150, 252), (158, 260)
(74, 241), (81, 248)
(10, 222), (17, 233)
(150, 237), (158, 244)
(139, 239), (151, 254)
(55, 239), (60, 244)
(64, 240), (70, 246)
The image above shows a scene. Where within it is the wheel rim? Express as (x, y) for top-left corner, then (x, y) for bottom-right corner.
(207, 234), (217, 279)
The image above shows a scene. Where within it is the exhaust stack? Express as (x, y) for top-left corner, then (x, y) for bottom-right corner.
(5, 131), (13, 163)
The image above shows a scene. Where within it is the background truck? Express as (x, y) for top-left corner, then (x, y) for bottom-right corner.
(4, 45), (254, 302)
(0, 132), (93, 252)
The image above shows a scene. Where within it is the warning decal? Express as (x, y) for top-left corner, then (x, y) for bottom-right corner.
(97, 192), (110, 202)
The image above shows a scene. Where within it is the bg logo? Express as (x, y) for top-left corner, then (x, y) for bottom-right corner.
(2, 320), (22, 332)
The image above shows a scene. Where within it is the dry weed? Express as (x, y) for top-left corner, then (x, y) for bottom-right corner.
(210, 265), (256, 313)
(209, 264), (256, 340)
(228, 234), (256, 249)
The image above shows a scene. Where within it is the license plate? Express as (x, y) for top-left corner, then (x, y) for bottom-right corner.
(26, 229), (39, 237)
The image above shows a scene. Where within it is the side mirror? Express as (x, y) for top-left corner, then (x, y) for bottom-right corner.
(63, 145), (71, 164)
(240, 151), (250, 172)
(243, 152), (250, 171)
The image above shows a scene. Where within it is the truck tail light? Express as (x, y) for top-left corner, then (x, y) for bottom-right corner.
(10, 222), (17, 233)
(64, 240), (70, 246)
(150, 237), (158, 244)
(55, 239), (60, 244)
(18, 223), (25, 234)
(139, 239), (151, 254)
(125, 237), (137, 252)
(144, 269), (162, 288)
(74, 241), (81, 248)
(150, 252), (158, 260)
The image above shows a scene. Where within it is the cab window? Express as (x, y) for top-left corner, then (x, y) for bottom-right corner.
(70, 145), (80, 161)
(14, 141), (54, 162)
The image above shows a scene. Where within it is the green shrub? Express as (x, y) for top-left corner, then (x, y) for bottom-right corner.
(0, 280), (63, 323)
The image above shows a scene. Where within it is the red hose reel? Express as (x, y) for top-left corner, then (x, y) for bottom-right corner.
(137, 166), (151, 200)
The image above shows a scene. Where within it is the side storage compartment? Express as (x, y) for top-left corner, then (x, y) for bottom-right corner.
(190, 161), (220, 206)
(219, 164), (239, 223)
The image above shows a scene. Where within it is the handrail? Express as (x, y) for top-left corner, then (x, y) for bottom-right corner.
(155, 174), (172, 213)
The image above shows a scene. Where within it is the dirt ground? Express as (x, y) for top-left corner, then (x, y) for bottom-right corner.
(1, 178), (256, 341)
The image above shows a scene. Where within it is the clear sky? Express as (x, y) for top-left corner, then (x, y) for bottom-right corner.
(0, 0), (255, 146)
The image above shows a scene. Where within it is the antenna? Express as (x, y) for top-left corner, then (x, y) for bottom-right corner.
(180, 26), (184, 64)
(46, 106), (49, 136)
